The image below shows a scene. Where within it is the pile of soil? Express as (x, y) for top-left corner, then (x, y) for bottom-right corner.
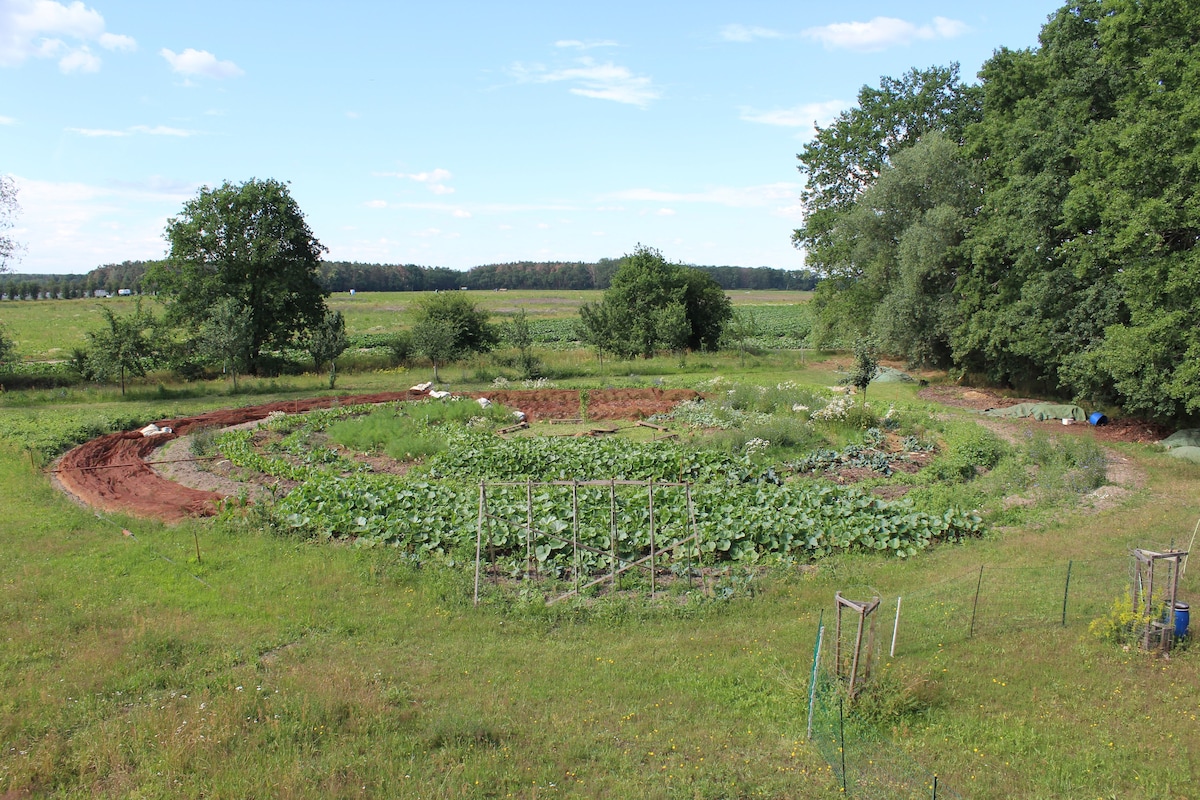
(54, 388), (700, 522)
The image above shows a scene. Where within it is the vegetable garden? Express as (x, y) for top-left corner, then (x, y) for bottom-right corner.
(197, 392), (984, 596)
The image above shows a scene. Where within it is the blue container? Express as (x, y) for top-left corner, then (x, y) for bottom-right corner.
(1175, 602), (1190, 640)
(1088, 412), (1108, 426)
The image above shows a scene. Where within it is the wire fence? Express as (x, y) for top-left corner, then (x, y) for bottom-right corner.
(888, 557), (1125, 657)
(805, 556), (1138, 798)
(807, 615), (962, 800)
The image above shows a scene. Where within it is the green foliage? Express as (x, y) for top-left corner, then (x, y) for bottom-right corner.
(152, 178), (328, 374)
(81, 301), (158, 395)
(0, 323), (16, 371)
(849, 338), (879, 397)
(926, 426), (1007, 482)
(198, 297), (254, 390)
(794, 64), (978, 269)
(582, 245), (732, 359)
(411, 293), (497, 380)
(1089, 592), (1141, 645)
(0, 174), (19, 272)
(304, 310), (348, 388)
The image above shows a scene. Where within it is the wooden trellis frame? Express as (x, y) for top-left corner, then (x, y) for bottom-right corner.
(1132, 548), (1188, 652)
(473, 479), (701, 606)
(834, 592), (881, 698)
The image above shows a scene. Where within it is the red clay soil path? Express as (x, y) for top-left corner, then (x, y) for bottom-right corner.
(54, 388), (700, 523)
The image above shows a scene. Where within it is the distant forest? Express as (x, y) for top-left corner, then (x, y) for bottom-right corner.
(0, 258), (817, 298)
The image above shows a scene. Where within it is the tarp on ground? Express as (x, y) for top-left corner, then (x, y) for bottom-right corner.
(984, 403), (1088, 421)
(1168, 446), (1200, 464)
(873, 366), (915, 383)
(1160, 429), (1200, 449)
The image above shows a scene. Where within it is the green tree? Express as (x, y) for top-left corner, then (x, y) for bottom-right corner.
(507, 308), (539, 378)
(305, 310), (349, 389)
(807, 132), (975, 364)
(0, 175), (21, 273)
(151, 179), (328, 374)
(849, 338), (879, 401)
(83, 302), (157, 395)
(0, 324), (16, 372)
(199, 297), (254, 391)
(794, 64), (979, 271)
(654, 301), (691, 365)
(413, 293), (498, 356)
(412, 315), (461, 382)
(723, 308), (760, 366)
(586, 245), (731, 359)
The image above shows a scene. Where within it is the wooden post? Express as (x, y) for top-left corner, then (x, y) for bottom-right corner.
(609, 479), (617, 593)
(685, 483), (697, 592)
(572, 481), (580, 598)
(526, 479), (534, 580)
(474, 482), (485, 607)
(193, 529), (202, 565)
(648, 481), (656, 598)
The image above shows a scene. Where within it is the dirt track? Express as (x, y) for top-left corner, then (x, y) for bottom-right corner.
(53, 388), (699, 522)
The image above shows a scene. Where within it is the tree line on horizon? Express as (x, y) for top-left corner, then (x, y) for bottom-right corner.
(797, 0), (1200, 423)
(0, 257), (817, 300)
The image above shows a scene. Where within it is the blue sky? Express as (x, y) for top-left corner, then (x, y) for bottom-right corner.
(2, 0), (1063, 274)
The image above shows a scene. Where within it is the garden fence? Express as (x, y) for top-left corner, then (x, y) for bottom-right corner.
(806, 555), (1137, 798)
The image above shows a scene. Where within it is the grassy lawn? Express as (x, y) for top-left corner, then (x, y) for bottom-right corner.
(0, 349), (1197, 798)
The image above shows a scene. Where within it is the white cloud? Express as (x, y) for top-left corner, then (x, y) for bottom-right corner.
(66, 126), (126, 136)
(97, 31), (134, 51)
(554, 39), (618, 50)
(803, 17), (968, 52)
(451, 208), (471, 219)
(510, 56), (659, 108)
(0, 0), (135, 72)
(7, 175), (193, 272)
(740, 99), (848, 137)
(656, 208), (676, 216)
(160, 47), (244, 79)
(377, 167), (455, 195)
(129, 124), (195, 137)
(0, 115), (15, 125)
(608, 182), (800, 209)
(57, 44), (98, 72)
(720, 24), (784, 43)
(67, 124), (198, 137)
(363, 199), (388, 208)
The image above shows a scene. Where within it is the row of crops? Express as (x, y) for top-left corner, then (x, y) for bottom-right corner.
(213, 402), (982, 573)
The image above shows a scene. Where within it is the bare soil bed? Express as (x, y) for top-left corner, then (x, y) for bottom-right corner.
(53, 388), (700, 522)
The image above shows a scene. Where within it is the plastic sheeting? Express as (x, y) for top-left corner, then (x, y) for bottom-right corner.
(983, 403), (1088, 421)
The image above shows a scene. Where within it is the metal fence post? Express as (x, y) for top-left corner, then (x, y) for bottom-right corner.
(806, 611), (825, 741)
(969, 565), (985, 638)
(1061, 560), (1073, 627)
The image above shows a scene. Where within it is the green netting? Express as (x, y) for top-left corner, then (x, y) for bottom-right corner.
(983, 403), (1087, 421)
(1161, 429), (1200, 449)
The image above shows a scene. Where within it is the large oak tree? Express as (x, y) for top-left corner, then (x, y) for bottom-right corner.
(151, 179), (328, 374)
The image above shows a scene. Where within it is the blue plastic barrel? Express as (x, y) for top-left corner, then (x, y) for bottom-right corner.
(1088, 412), (1108, 426)
(1175, 602), (1190, 639)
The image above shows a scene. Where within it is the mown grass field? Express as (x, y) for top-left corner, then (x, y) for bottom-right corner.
(0, 305), (1197, 797)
